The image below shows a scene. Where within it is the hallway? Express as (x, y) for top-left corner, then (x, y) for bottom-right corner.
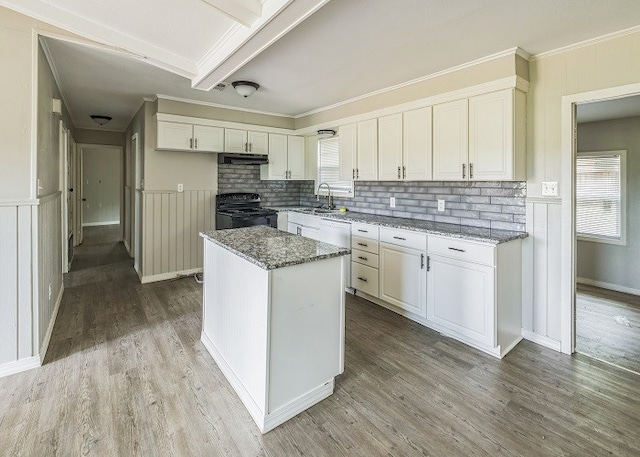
(1, 228), (639, 455)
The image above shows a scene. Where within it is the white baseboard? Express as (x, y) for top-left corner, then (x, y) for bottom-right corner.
(521, 329), (562, 352)
(576, 277), (640, 297)
(140, 268), (202, 284)
(39, 284), (64, 364)
(0, 356), (40, 379)
(82, 221), (120, 227)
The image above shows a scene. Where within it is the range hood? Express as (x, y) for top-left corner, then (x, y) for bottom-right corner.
(218, 153), (268, 165)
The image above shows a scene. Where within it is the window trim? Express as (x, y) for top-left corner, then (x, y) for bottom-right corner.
(316, 136), (354, 198)
(576, 150), (626, 246)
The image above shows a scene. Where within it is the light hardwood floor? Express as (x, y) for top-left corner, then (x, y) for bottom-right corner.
(1, 227), (639, 456)
(576, 283), (640, 374)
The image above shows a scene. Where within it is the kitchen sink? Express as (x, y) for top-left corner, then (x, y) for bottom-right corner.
(298, 208), (336, 214)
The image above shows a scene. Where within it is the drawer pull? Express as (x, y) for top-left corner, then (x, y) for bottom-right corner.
(420, 253), (424, 269)
(358, 256), (368, 261)
(357, 229), (368, 233)
(357, 276), (368, 282)
(393, 236), (406, 240)
(448, 247), (466, 252)
(357, 242), (368, 247)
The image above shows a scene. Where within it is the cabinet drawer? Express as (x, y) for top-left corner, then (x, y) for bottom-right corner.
(352, 249), (379, 268)
(352, 236), (379, 254)
(379, 227), (427, 251)
(351, 223), (379, 240)
(428, 235), (495, 266)
(351, 263), (379, 297)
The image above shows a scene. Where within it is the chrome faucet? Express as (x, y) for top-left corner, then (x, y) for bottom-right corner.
(317, 182), (334, 209)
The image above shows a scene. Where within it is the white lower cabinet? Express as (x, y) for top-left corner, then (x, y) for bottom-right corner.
(379, 232), (427, 317)
(351, 262), (379, 297)
(426, 255), (494, 346)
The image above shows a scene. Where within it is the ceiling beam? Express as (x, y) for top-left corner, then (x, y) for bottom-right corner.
(200, 0), (262, 27)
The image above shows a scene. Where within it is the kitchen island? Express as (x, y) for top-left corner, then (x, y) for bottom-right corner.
(199, 226), (350, 433)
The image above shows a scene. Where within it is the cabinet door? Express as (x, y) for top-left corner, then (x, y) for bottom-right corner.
(469, 89), (513, 181)
(432, 99), (468, 181)
(403, 107), (432, 181)
(287, 136), (306, 180)
(426, 254), (495, 346)
(357, 119), (378, 180)
(248, 131), (269, 154)
(266, 134), (288, 179)
(379, 243), (426, 317)
(377, 114), (403, 181)
(193, 124), (224, 152)
(338, 124), (357, 181)
(157, 121), (193, 150)
(225, 129), (248, 153)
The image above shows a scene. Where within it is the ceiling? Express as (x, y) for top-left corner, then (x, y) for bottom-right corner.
(5, 0), (640, 131)
(577, 95), (640, 124)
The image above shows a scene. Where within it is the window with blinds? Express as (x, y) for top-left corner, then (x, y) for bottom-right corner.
(318, 137), (353, 195)
(576, 151), (626, 244)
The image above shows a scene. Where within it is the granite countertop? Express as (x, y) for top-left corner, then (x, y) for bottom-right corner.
(200, 226), (350, 270)
(270, 207), (528, 244)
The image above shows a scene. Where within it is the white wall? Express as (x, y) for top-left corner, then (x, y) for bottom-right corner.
(82, 146), (122, 226)
(576, 116), (640, 294)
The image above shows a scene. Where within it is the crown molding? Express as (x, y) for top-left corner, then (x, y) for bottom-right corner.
(156, 94), (294, 119)
(532, 24), (640, 60)
(295, 47), (527, 119)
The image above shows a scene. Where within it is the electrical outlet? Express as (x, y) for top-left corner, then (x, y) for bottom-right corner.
(390, 197), (396, 208)
(438, 199), (445, 212)
(542, 181), (558, 197)
(177, 183), (184, 193)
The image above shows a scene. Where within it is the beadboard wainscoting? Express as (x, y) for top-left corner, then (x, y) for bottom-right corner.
(301, 181), (527, 232)
(37, 192), (63, 361)
(141, 190), (215, 283)
(0, 192), (63, 378)
(521, 198), (562, 350)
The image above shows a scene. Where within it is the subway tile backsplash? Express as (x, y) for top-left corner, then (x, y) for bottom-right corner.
(218, 164), (526, 232)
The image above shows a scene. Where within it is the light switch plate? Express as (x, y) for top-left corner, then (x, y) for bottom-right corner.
(438, 199), (445, 211)
(541, 181), (558, 197)
(390, 197), (396, 208)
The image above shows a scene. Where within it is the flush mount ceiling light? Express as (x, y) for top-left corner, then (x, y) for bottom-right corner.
(317, 129), (336, 139)
(232, 80), (260, 98)
(90, 115), (112, 126)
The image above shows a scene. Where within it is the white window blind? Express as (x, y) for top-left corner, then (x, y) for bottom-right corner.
(576, 152), (625, 242)
(318, 137), (352, 194)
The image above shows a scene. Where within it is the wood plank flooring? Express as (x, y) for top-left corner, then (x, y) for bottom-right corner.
(1, 227), (639, 456)
(576, 283), (640, 374)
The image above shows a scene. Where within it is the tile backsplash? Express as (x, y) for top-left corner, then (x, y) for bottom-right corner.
(218, 164), (526, 232)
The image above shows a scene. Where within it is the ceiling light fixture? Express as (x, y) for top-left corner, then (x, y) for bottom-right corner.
(90, 115), (112, 126)
(232, 80), (260, 98)
(317, 129), (336, 139)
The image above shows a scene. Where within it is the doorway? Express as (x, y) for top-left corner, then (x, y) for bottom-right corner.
(560, 83), (640, 364)
(80, 145), (123, 231)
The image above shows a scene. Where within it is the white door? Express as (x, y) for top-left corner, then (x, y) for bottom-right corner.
(267, 134), (288, 179)
(287, 136), (306, 180)
(157, 121), (193, 150)
(403, 107), (432, 181)
(426, 255), (495, 346)
(66, 135), (74, 266)
(248, 131), (269, 154)
(193, 124), (224, 152)
(432, 99), (468, 181)
(469, 89), (513, 180)
(377, 114), (403, 181)
(224, 129), (248, 153)
(338, 124), (357, 181)
(356, 119), (378, 180)
(379, 243), (426, 317)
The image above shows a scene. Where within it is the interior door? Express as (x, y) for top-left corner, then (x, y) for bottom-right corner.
(133, 134), (142, 275)
(67, 135), (74, 267)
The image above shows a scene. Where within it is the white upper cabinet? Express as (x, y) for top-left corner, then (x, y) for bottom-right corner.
(432, 99), (469, 180)
(261, 134), (306, 180)
(224, 129), (248, 153)
(433, 89), (526, 181)
(377, 114), (403, 181)
(248, 131), (269, 154)
(469, 89), (526, 181)
(338, 123), (357, 181)
(356, 119), (378, 180)
(403, 107), (432, 181)
(157, 121), (223, 152)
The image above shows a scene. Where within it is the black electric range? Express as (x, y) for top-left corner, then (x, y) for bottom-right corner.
(215, 193), (278, 230)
